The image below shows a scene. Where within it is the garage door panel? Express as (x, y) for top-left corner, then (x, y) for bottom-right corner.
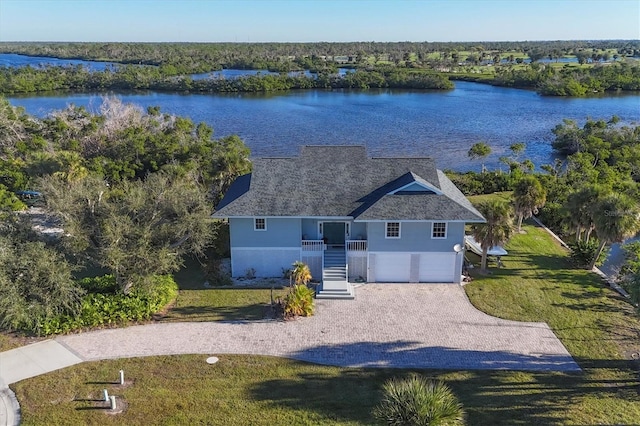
(418, 253), (456, 282)
(374, 253), (411, 282)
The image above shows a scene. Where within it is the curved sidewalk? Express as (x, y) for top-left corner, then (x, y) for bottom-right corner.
(0, 285), (580, 425)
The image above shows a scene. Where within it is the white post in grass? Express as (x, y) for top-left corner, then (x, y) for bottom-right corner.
(110, 395), (117, 410)
(103, 389), (109, 402)
(119, 370), (124, 385)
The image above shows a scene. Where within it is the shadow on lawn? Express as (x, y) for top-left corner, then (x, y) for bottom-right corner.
(250, 341), (638, 425)
(552, 298), (628, 314)
(160, 302), (271, 322)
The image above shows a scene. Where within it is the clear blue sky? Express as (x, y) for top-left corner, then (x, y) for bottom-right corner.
(1, 0), (638, 42)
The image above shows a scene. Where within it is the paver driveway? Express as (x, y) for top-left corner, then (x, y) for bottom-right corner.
(58, 284), (579, 371)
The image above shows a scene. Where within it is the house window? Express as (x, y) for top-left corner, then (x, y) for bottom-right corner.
(432, 222), (447, 239)
(386, 222), (400, 239)
(254, 218), (266, 231)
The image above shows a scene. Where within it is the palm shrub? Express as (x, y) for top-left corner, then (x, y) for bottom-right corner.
(283, 283), (315, 318)
(568, 239), (609, 268)
(373, 375), (465, 426)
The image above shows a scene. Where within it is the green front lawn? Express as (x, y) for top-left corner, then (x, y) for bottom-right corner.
(163, 257), (289, 322)
(160, 287), (289, 322)
(9, 224), (640, 424)
(465, 224), (640, 364)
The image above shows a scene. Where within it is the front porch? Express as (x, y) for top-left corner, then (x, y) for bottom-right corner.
(301, 240), (368, 299)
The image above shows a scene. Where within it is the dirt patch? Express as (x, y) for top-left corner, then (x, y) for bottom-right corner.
(17, 207), (65, 237)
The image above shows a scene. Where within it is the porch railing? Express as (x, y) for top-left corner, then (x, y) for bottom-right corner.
(346, 240), (367, 252)
(302, 240), (325, 252)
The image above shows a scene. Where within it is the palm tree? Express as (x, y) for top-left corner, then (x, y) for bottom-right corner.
(589, 194), (640, 270)
(564, 185), (608, 242)
(471, 200), (514, 271)
(513, 176), (546, 232)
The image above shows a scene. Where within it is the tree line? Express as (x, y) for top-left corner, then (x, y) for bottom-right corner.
(1, 40), (638, 73)
(0, 65), (454, 94)
(1, 40), (640, 97)
(1, 60), (638, 97)
(492, 61), (640, 95)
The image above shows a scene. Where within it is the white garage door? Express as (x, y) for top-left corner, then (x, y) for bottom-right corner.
(373, 253), (411, 282)
(418, 253), (457, 282)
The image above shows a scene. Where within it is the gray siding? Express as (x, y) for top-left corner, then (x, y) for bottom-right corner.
(367, 221), (464, 252)
(230, 218), (301, 248)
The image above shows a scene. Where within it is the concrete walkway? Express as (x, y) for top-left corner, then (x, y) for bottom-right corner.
(0, 341), (84, 426)
(0, 284), (580, 425)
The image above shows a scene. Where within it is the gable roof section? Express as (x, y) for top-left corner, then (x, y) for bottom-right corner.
(213, 145), (484, 222)
(387, 172), (442, 195)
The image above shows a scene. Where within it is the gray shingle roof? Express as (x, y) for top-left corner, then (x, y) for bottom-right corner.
(213, 146), (484, 222)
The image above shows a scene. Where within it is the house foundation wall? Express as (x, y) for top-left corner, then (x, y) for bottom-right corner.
(347, 252), (367, 281)
(301, 253), (323, 281)
(231, 247), (300, 278)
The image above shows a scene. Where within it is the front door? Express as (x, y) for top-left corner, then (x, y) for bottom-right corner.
(323, 222), (346, 246)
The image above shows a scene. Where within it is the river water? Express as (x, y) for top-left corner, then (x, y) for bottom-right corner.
(7, 83), (639, 171)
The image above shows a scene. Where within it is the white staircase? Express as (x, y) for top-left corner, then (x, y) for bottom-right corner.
(316, 248), (355, 299)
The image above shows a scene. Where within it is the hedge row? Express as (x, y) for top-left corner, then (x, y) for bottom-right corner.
(39, 275), (177, 336)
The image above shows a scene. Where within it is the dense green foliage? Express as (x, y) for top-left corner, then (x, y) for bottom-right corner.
(0, 216), (84, 334)
(618, 242), (640, 307)
(452, 117), (640, 285)
(373, 376), (465, 426)
(40, 275), (178, 336)
(493, 62), (640, 94)
(568, 239), (609, 268)
(1, 41), (638, 96)
(445, 171), (511, 196)
(281, 262), (315, 318)
(2, 40), (637, 72)
(40, 172), (214, 294)
(0, 95), (251, 334)
(0, 65), (454, 94)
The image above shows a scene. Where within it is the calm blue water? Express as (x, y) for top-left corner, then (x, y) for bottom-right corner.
(8, 82), (639, 171)
(0, 53), (119, 71)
